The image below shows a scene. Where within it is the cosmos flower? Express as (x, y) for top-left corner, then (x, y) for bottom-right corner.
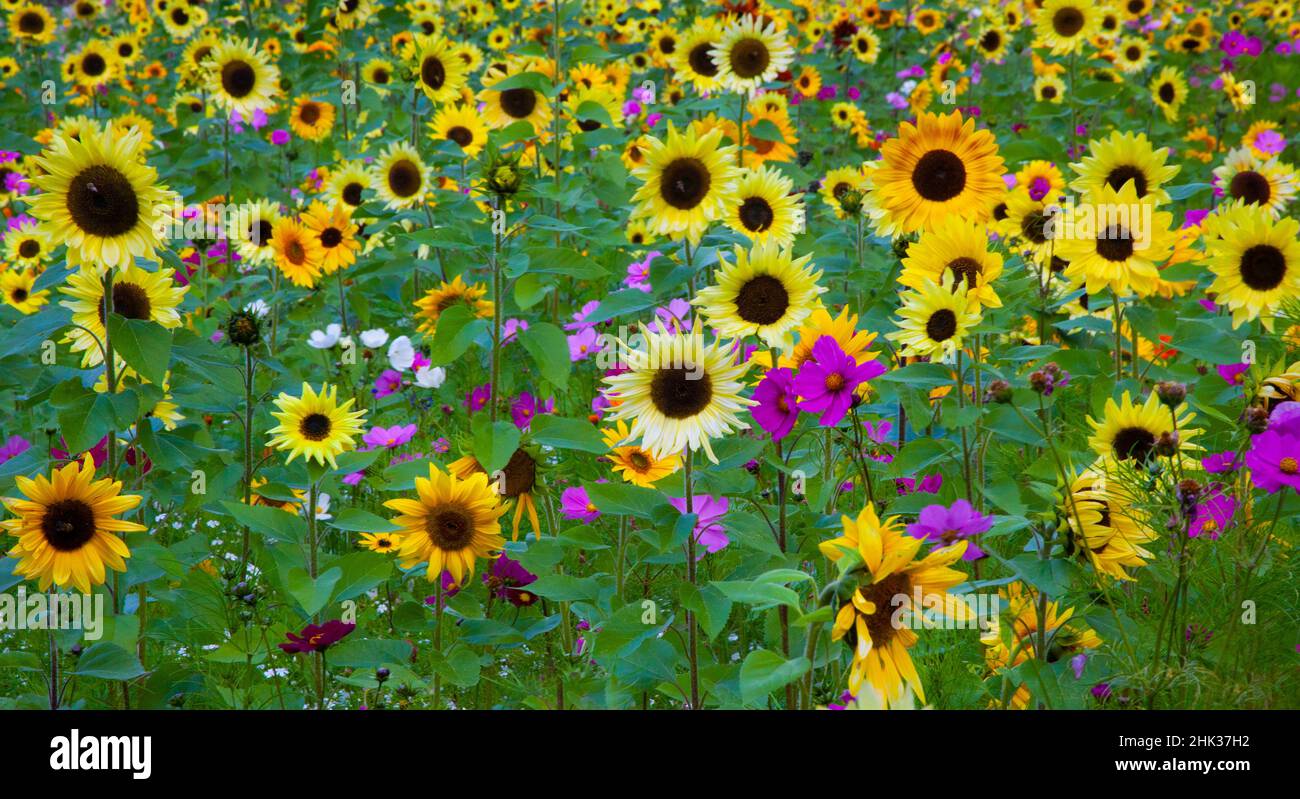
(668, 494), (730, 557)
(561, 486), (600, 523)
(278, 620), (356, 654)
(906, 499), (993, 560)
(793, 336), (886, 427)
(752, 367), (799, 440)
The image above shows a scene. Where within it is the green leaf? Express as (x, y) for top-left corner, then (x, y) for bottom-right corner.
(329, 508), (400, 533)
(471, 415), (521, 475)
(519, 321), (571, 388)
(530, 414), (606, 453)
(221, 501), (308, 545)
(427, 304), (487, 365)
(739, 649), (810, 706)
(585, 481), (664, 518)
(72, 642), (147, 680)
(107, 314), (173, 386)
(326, 637), (413, 669)
(747, 117), (786, 142)
(285, 567), (343, 617)
(713, 580), (800, 608)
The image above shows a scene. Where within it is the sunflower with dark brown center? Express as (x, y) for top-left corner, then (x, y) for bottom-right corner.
(385, 464), (507, 586)
(694, 242), (826, 351)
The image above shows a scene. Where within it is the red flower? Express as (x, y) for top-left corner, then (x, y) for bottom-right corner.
(279, 620), (355, 654)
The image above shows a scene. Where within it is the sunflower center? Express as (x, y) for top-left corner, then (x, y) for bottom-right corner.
(299, 102), (321, 125)
(735, 274), (790, 325)
(1125, 46), (1141, 61)
(18, 12), (44, 33)
(628, 450), (651, 472)
(911, 149), (967, 202)
(285, 240), (307, 264)
(659, 35), (676, 54)
(1105, 165), (1148, 197)
(1052, 6), (1085, 37)
(1229, 170), (1271, 205)
(1158, 82), (1176, 104)
(82, 53), (107, 78)
(1239, 244), (1287, 291)
(738, 197), (775, 232)
(320, 227), (343, 248)
(67, 164), (140, 237)
(421, 56), (445, 90)
(501, 449), (537, 497)
(342, 182), (363, 206)
(373, 68), (390, 84)
(649, 367), (714, 419)
(1021, 209), (1049, 243)
(688, 43), (719, 77)
(252, 219), (273, 246)
(980, 30), (1001, 50)
(42, 499), (97, 552)
(426, 505), (475, 550)
(578, 117), (603, 132)
(500, 87), (538, 119)
(1113, 425), (1156, 462)
(926, 308), (958, 342)
(1095, 226), (1134, 262)
(729, 38), (771, 79)
(659, 158), (711, 210)
(106, 281), (152, 321)
(946, 257), (982, 289)
(221, 60), (257, 99)
(19, 240), (40, 259)
(12, 288), (28, 302)
(1281, 457), (1299, 475)
(388, 159), (422, 197)
(852, 571), (912, 649)
(299, 412), (332, 441)
(447, 126), (473, 147)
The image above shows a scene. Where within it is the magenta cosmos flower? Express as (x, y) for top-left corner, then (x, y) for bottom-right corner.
(668, 494), (729, 557)
(905, 499), (992, 560)
(363, 424), (417, 449)
(1245, 429), (1300, 494)
(752, 367), (798, 440)
(793, 336), (886, 427)
(561, 486), (600, 522)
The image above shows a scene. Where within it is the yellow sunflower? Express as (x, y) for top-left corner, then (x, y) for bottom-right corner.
(428, 103), (489, 158)
(1212, 147), (1298, 218)
(723, 165), (804, 247)
(1034, 0), (1101, 55)
(1055, 181), (1175, 297)
(406, 34), (467, 104)
(59, 263), (187, 368)
(266, 383), (367, 470)
(601, 419), (681, 487)
(385, 464), (507, 586)
(301, 200), (359, 275)
(289, 96), (335, 142)
(8, 3), (55, 44)
(414, 274), (493, 337)
(479, 64), (552, 132)
(370, 142), (430, 210)
(1207, 207), (1300, 330)
(206, 38), (280, 118)
(269, 216), (324, 288)
(898, 216), (1005, 309)
(4, 218), (49, 268)
(1068, 129), (1181, 202)
(693, 241), (825, 351)
(711, 14), (794, 94)
(1, 268), (48, 314)
(628, 122), (741, 245)
(1066, 468), (1159, 582)
(886, 273), (983, 361)
(1087, 390), (1199, 465)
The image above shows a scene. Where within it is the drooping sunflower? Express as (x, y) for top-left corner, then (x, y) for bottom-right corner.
(1068, 130), (1180, 202)
(1207, 208), (1300, 330)
(301, 200), (359, 275)
(8, 3), (55, 44)
(206, 38), (280, 118)
(1087, 390), (1198, 466)
(601, 419), (681, 487)
(673, 19), (725, 94)
(289, 96), (335, 142)
(60, 263), (187, 368)
(886, 273), (983, 361)
(266, 383), (367, 470)
(1034, 0), (1100, 55)
(28, 125), (173, 272)
(5, 217), (48, 268)
(479, 64), (552, 132)
(866, 110), (1006, 236)
(628, 122), (741, 245)
(406, 34), (467, 104)
(414, 274), (493, 337)
(1, 268), (48, 314)
(819, 502), (973, 705)
(693, 242), (825, 351)
(898, 216), (1005, 309)
(1066, 469), (1158, 582)
(723, 165), (804, 247)
(1055, 181), (1175, 297)
(269, 216), (324, 288)
(602, 324), (755, 463)
(2, 454), (140, 594)
(1211, 147), (1298, 218)
(371, 142), (430, 210)
(428, 103), (489, 158)
(384, 464), (507, 586)
(448, 450), (542, 541)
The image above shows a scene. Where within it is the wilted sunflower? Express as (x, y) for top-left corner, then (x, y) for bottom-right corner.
(414, 274), (493, 337)
(385, 464), (507, 586)
(1087, 390), (1198, 465)
(1, 269), (47, 314)
(819, 502), (973, 705)
(866, 110), (1005, 235)
(602, 323), (755, 463)
(886, 273), (983, 361)
(266, 383), (366, 470)
(8, 3), (55, 44)
(60, 263), (187, 369)
(1055, 181), (1175, 297)
(1069, 130), (1180, 202)
(1211, 147), (1298, 218)
(269, 217), (324, 288)
(479, 64), (552, 132)
(629, 122), (740, 245)
(289, 96), (335, 142)
(2, 455), (140, 594)
(1034, 0), (1100, 55)
(601, 419), (681, 487)
(206, 38), (280, 118)
(371, 142), (430, 210)
(301, 201), (359, 275)
(899, 216), (1005, 309)
(693, 242), (825, 351)
(28, 125), (173, 271)
(1207, 207), (1300, 329)
(428, 103), (488, 158)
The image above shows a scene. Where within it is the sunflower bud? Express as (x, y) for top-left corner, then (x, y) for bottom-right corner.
(1155, 381), (1187, 407)
(1154, 430), (1180, 457)
(984, 379), (1013, 404)
(1242, 404), (1270, 434)
(224, 310), (262, 347)
(838, 188), (863, 216)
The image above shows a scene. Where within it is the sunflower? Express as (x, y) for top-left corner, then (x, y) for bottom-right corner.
(9, 3), (54, 44)
(448, 450), (541, 541)
(1066, 469), (1158, 581)
(112, 32), (140, 65)
(479, 64), (552, 132)
(206, 38), (280, 118)
(361, 58), (394, 89)
(887, 273), (983, 361)
(1, 268), (47, 314)
(628, 122), (741, 245)
(1069, 130), (1180, 202)
(743, 106), (797, 166)
(793, 65), (822, 97)
(70, 40), (117, 91)
(914, 7), (943, 34)
(428, 103), (489, 158)
(5, 218), (48, 268)
(983, 582), (1102, 708)
(601, 419), (681, 487)
(866, 110), (1006, 236)
(233, 198), (280, 265)
(1207, 208), (1300, 330)
(327, 161), (369, 211)
(266, 383), (366, 470)
(359, 532), (403, 554)
(2, 455), (140, 594)
(160, 1), (203, 38)
(269, 216), (324, 288)
(289, 96), (335, 142)
(1034, 0), (1100, 55)
(1033, 74), (1066, 103)
(602, 323), (755, 463)
(58, 263), (185, 369)
(974, 25), (1008, 60)
(694, 242), (825, 351)
(406, 34), (467, 104)
(384, 464), (506, 586)
(301, 201), (359, 275)
(820, 165), (868, 219)
(1056, 181), (1175, 297)
(1212, 147), (1298, 218)
(819, 502), (972, 705)
(1015, 159), (1066, 202)
(724, 165), (804, 247)
(414, 273), (494, 337)
(1113, 35), (1151, 73)
(371, 142), (430, 210)
(331, 0), (372, 30)
(1087, 390), (1198, 466)
(674, 19), (724, 93)
(850, 28), (881, 63)
(899, 216), (1005, 309)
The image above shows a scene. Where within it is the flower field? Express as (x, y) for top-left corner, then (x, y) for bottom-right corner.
(0, 0), (1298, 713)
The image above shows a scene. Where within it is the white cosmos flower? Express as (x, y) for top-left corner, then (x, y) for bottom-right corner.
(308, 323), (342, 349)
(388, 335), (415, 370)
(415, 365), (446, 388)
(360, 328), (389, 348)
(244, 299), (270, 318)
